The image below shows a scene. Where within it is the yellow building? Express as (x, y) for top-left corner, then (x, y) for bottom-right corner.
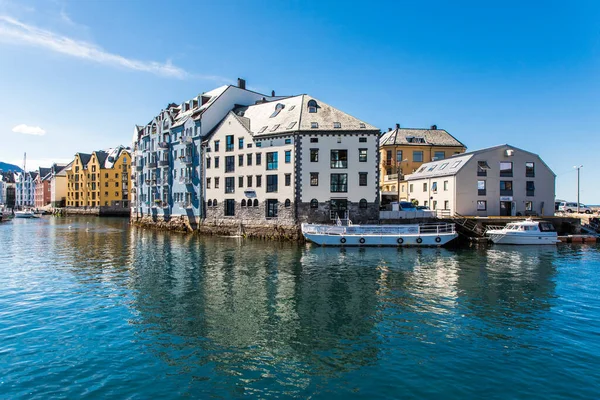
(66, 146), (131, 208)
(379, 124), (466, 203)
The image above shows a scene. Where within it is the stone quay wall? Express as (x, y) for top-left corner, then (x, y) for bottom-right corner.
(58, 206), (130, 217)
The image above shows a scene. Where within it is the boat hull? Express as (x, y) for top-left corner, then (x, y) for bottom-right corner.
(14, 212), (35, 219)
(487, 232), (559, 245)
(303, 232), (458, 247)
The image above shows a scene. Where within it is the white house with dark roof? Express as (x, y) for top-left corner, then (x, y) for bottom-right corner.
(203, 94), (380, 225)
(404, 144), (555, 217)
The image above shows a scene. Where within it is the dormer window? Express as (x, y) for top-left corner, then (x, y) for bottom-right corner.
(307, 99), (318, 113)
(359, 123), (366, 129)
(270, 103), (285, 118)
(287, 121), (297, 129)
(270, 124), (280, 132)
(333, 122), (341, 129)
(311, 122), (318, 129)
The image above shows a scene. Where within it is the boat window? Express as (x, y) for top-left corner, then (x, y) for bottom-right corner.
(539, 223), (556, 232)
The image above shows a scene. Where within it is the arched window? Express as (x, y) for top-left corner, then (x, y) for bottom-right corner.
(391, 185), (396, 192)
(213, 199), (217, 207)
(284, 199), (291, 208)
(307, 99), (318, 113)
(253, 199), (259, 207)
(248, 200), (253, 207)
(241, 199), (246, 207)
(359, 199), (367, 209)
(310, 199), (318, 209)
(208, 199), (212, 207)
(270, 103), (285, 118)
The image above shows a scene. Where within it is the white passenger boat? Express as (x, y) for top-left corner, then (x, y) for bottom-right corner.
(485, 219), (559, 245)
(14, 209), (36, 219)
(301, 222), (458, 247)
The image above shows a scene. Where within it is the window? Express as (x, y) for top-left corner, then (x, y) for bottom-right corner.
(310, 149), (319, 162)
(266, 175), (278, 192)
(287, 122), (296, 130)
(525, 201), (533, 211)
(477, 161), (490, 176)
(247, 143), (252, 149)
(439, 163), (449, 171)
(239, 137), (244, 149)
(409, 184), (413, 193)
(256, 153), (262, 166)
(422, 182), (427, 192)
(526, 162), (535, 177)
(359, 148), (368, 162)
(330, 173), (348, 192)
(477, 200), (487, 211)
(333, 122), (341, 129)
(427, 164), (437, 172)
(285, 138), (292, 144)
(451, 161), (462, 168)
(432, 182), (438, 192)
(225, 156), (235, 173)
(238, 154), (244, 167)
(308, 99), (317, 113)
(247, 175), (253, 187)
(226, 135), (234, 151)
(310, 199), (318, 208)
(359, 172), (367, 186)
(285, 150), (291, 163)
(285, 174), (291, 186)
(258, 126), (267, 134)
(239, 176), (244, 188)
(213, 199), (218, 207)
(500, 162), (513, 177)
(256, 142), (262, 147)
(270, 124), (280, 132)
(310, 173), (319, 186)
(413, 151), (423, 162)
(330, 150), (348, 169)
(284, 199), (291, 208)
(267, 152), (278, 170)
(241, 199), (246, 207)
(310, 122), (318, 129)
(359, 137), (367, 143)
(206, 158), (211, 169)
(214, 177), (219, 189)
(225, 177), (234, 193)
(253, 199), (258, 207)
(444, 180), (448, 191)
(256, 175), (262, 187)
(207, 178), (211, 189)
(434, 151), (445, 160)
(247, 154), (252, 166)
(310, 137), (318, 143)
(500, 180), (513, 195)
(214, 157), (220, 169)
(359, 199), (367, 209)
(526, 181), (535, 196)
(214, 140), (220, 152)
(444, 200), (449, 210)
(433, 200), (437, 210)
(478, 180), (486, 195)
(225, 199), (235, 216)
(266, 199), (278, 218)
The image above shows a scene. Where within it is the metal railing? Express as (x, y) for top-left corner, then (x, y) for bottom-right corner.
(302, 223), (455, 236)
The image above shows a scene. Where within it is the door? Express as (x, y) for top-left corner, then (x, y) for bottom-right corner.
(330, 199), (348, 220)
(500, 201), (511, 216)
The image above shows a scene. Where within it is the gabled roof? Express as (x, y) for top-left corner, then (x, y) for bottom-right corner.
(94, 151), (109, 167)
(231, 94), (378, 137)
(77, 153), (92, 167)
(380, 127), (465, 147)
(38, 167), (51, 181)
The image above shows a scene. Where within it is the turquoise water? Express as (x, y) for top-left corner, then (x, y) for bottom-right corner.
(1, 217), (599, 399)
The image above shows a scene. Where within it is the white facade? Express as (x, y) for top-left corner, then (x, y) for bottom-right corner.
(405, 144), (556, 217)
(51, 163), (70, 207)
(15, 171), (37, 207)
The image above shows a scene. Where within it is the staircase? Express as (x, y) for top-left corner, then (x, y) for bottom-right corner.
(448, 213), (486, 237)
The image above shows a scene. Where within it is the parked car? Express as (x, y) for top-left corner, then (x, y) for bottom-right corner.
(399, 201), (416, 211)
(416, 205), (430, 210)
(558, 202), (592, 214)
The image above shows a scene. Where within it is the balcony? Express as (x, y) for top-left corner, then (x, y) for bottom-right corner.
(179, 176), (192, 185)
(179, 201), (193, 209)
(147, 161), (157, 169)
(136, 164), (143, 171)
(383, 173), (399, 182)
(158, 141), (169, 149)
(181, 155), (193, 165)
(182, 136), (193, 144)
(159, 159), (169, 167)
(162, 179), (169, 186)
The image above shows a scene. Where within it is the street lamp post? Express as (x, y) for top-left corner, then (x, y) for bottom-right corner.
(397, 158), (408, 201)
(574, 165), (583, 213)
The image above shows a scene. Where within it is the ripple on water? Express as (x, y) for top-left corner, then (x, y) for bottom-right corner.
(1, 218), (600, 398)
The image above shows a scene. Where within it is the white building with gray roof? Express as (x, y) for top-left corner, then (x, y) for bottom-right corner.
(404, 144), (555, 217)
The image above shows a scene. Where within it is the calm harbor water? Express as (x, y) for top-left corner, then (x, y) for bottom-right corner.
(1, 217), (599, 399)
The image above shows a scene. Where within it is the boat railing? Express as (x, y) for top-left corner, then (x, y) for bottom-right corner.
(302, 223), (456, 236)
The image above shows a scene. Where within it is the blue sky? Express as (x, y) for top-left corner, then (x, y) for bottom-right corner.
(0, 0), (598, 202)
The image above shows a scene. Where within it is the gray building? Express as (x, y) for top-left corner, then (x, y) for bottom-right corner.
(404, 144), (555, 217)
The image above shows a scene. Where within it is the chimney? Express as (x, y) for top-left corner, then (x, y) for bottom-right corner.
(431, 124), (437, 130)
(388, 128), (392, 132)
(237, 78), (246, 90)
(271, 90), (275, 97)
(396, 123), (400, 129)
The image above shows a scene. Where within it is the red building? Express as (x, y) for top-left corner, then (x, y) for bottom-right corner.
(34, 167), (51, 208)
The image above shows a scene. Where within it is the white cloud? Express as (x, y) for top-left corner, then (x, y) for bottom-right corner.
(0, 15), (191, 79)
(12, 124), (46, 136)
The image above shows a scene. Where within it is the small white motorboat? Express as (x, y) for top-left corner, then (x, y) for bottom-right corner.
(485, 219), (559, 245)
(14, 209), (36, 219)
(301, 221), (458, 247)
